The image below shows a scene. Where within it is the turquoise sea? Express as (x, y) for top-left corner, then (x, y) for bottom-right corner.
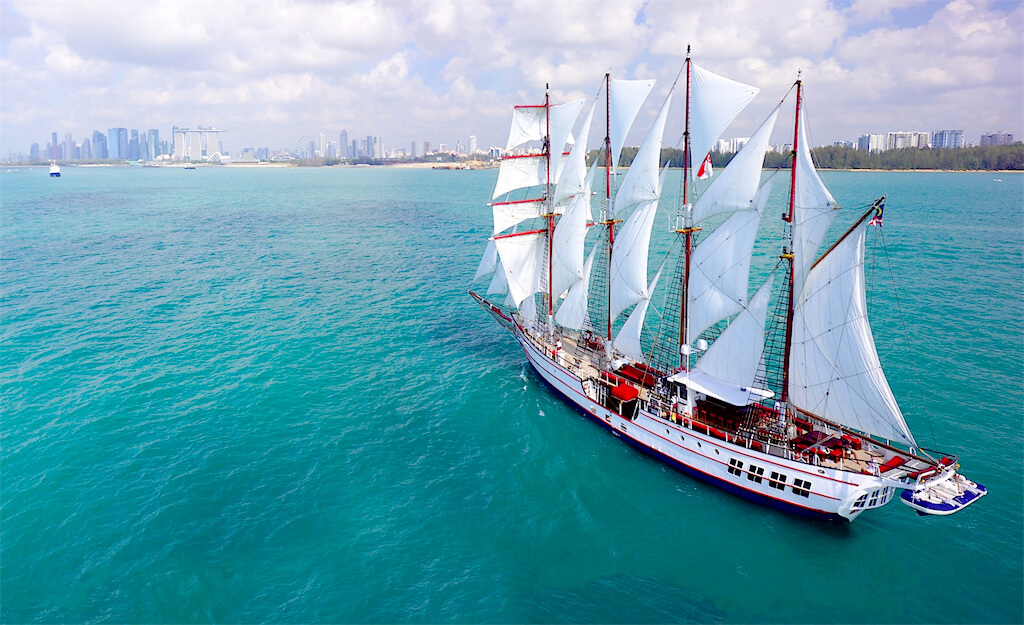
(1, 165), (1021, 623)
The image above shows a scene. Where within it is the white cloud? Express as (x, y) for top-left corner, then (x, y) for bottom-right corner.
(0, 0), (1020, 156)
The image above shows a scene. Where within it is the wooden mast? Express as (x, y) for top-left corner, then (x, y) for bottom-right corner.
(781, 74), (802, 403)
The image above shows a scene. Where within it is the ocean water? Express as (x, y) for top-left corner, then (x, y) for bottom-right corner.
(1, 165), (1021, 624)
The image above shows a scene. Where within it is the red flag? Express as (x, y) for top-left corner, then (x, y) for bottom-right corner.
(698, 153), (713, 179)
(868, 202), (884, 227)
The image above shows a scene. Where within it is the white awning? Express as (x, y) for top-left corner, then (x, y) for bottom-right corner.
(666, 369), (773, 406)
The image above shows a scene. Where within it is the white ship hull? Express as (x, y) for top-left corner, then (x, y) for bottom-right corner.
(513, 324), (898, 521)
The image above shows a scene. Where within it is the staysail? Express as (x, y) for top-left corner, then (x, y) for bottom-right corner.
(789, 223), (916, 446)
(693, 275), (774, 392)
(613, 266), (663, 363)
(791, 108), (838, 299)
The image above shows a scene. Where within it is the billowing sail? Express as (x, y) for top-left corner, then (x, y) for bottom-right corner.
(789, 224), (916, 446)
(609, 78), (656, 174)
(686, 208), (762, 344)
(550, 183), (590, 300)
(506, 105), (546, 151)
(487, 258), (508, 294)
(686, 178), (773, 344)
(555, 248), (597, 330)
(792, 109), (838, 299)
(614, 266), (663, 363)
(494, 232), (547, 309)
(554, 100), (597, 206)
(475, 238), (497, 280)
(549, 99), (586, 180)
(613, 87), (674, 216)
(691, 104), (781, 224)
(689, 63), (759, 178)
(491, 199), (545, 234)
(693, 276), (774, 392)
(492, 154), (547, 200)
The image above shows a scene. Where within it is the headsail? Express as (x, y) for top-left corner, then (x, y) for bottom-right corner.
(792, 108), (838, 299)
(614, 266), (663, 363)
(789, 223), (916, 446)
(555, 248), (597, 330)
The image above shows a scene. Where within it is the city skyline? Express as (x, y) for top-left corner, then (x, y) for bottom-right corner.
(2, 0), (1022, 157)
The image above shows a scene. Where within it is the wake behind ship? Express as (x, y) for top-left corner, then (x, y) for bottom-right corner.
(469, 49), (985, 521)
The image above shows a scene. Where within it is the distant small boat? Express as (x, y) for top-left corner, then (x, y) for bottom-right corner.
(184, 165), (196, 170)
(993, 178), (1002, 182)
(49, 162), (61, 177)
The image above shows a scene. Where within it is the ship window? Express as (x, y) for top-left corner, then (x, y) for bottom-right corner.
(769, 472), (787, 490)
(793, 478), (811, 498)
(728, 458), (744, 476)
(854, 494), (867, 508)
(747, 465), (764, 484)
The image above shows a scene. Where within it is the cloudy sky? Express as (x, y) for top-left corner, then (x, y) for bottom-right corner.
(1, 0), (1021, 156)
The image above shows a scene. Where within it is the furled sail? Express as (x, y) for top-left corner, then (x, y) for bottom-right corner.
(792, 109), (838, 299)
(609, 78), (656, 174)
(613, 87), (674, 216)
(693, 276), (774, 392)
(491, 199), (546, 235)
(789, 224), (916, 446)
(493, 232), (547, 309)
(691, 104), (780, 225)
(689, 63), (760, 178)
(686, 178), (773, 343)
(613, 266), (663, 363)
(554, 248), (597, 330)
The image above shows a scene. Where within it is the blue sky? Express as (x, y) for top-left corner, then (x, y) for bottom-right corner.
(1, 0), (1021, 156)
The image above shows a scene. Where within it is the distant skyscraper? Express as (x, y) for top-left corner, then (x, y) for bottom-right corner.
(340, 130), (349, 158)
(858, 133), (886, 153)
(81, 137), (92, 160)
(423, 141), (431, 155)
(30, 143), (40, 161)
(148, 129), (160, 158)
(351, 139), (358, 158)
(411, 141), (418, 157)
(980, 132), (1014, 146)
(129, 129), (140, 161)
(93, 131), (107, 159)
(108, 128), (127, 159)
(319, 132), (326, 157)
(469, 135), (477, 154)
(64, 132), (74, 161)
(931, 130), (964, 149)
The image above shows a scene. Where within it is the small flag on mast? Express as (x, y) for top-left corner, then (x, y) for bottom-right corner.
(868, 202), (884, 226)
(697, 153), (713, 179)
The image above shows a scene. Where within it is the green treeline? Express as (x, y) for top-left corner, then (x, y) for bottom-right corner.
(612, 144), (1023, 171)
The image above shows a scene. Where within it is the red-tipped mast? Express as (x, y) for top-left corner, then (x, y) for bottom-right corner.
(545, 84), (554, 328)
(781, 74), (802, 403)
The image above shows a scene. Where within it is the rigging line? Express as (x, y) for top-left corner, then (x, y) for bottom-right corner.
(878, 227), (939, 451)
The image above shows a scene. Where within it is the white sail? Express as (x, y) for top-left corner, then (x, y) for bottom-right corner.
(520, 292), (538, 322)
(686, 208), (762, 343)
(613, 87), (674, 216)
(492, 155), (547, 200)
(505, 105), (546, 151)
(691, 104), (781, 224)
(689, 63), (760, 178)
(549, 99), (586, 181)
(550, 184), (590, 300)
(554, 100), (597, 206)
(792, 109), (838, 299)
(475, 238), (497, 280)
(613, 266), (663, 363)
(494, 232), (547, 309)
(693, 276), (774, 392)
(609, 199), (659, 321)
(487, 258), (509, 294)
(491, 199), (545, 234)
(555, 248), (597, 330)
(609, 78), (656, 174)
(790, 224), (916, 446)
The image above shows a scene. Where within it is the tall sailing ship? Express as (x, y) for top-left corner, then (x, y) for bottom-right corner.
(469, 50), (986, 521)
